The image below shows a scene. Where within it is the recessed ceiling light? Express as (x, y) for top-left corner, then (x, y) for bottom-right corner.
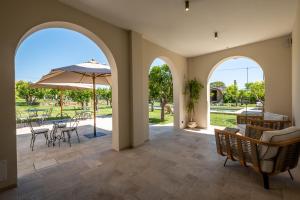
(185, 1), (190, 11)
(214, 32), (218, 39)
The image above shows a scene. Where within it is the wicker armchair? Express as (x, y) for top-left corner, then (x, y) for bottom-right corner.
(215, 125), (300, 189)
(236, 113), (291, 134)
(236, 114), (263, 124)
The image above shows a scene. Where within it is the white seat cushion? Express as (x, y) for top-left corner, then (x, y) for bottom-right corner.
(260, 160), (274, 173)
(259, 126), (300, 160)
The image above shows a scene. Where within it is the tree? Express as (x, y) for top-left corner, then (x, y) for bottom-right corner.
(237, 89), (250, 105)
(15, 81), (45, 105)
(67, 89), (92, 109)
(97, 88), (112, 107)
(224, 84), (239, 105)
(149, 79), (159, 112)
(149, 64), (173, 121)
(210, 81), (225, 88)
(44, 89), (59, 100)
(43, 89), (61, 105)
(245, 81), (265, 104)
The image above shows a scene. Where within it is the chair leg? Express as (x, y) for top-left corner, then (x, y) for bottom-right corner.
(44, 133), (48, 144)
(223, 157), (228, 167)
(67, 132), (71, 147)
(51, 140), (55, 147)
(30, 135), (34, 148)
(31, 135), (36, 151)
(288, 170), (294, 181)
(262, 173), (269, 189)
(75, 130), (80, 143)
(62, 132), (66, 142)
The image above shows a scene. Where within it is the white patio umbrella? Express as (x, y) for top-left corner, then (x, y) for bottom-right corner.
(35, 60), (112, 137)
(31, 82), (93, 117)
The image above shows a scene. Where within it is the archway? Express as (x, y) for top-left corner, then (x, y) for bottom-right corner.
(14, 23), (120, 178)
(147, 56), (179, 136)
(148, 58), (174, 134)
(207, 56), (264, 128)
(15, 22), (119, 149)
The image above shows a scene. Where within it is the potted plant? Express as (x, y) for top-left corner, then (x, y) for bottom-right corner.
(185, 78), (204, 128)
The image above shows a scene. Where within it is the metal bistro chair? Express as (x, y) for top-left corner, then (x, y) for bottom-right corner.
(61, 117), (80, 147)
(27, 108), (38, 118)
(28, 118), (49, 151)
(56, 112), (70, 120)
(16, 111), (27, 127)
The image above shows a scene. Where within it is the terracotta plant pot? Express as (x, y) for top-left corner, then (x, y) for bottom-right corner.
(187, 121), (197, 128)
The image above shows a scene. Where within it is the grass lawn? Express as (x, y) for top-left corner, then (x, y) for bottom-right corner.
(210, 113), (237, 128)
(149, 109), (173, 124)
(16, 99), (112, 120)
(16, 99), (173, 125)
(17, 99), (239, 127)
(210, 104), (260, 127)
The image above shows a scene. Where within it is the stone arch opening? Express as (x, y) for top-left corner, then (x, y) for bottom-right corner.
(15, 21), (120, 150)
(148, 58), (175, 129)
(207, 56), (265, 128)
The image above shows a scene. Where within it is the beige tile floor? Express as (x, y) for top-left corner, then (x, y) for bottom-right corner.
(0, 121), (300, 200)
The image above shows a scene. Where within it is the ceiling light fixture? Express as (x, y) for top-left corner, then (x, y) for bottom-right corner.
(214, 32), (218, 39)
(185, 1), (190, 11)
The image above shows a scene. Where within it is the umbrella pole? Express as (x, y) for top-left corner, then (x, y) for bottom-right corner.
(60, 91), (63, 118)
(93, 76), (96, 137)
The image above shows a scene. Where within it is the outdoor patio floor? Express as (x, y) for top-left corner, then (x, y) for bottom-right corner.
(0, 120), (300, 200)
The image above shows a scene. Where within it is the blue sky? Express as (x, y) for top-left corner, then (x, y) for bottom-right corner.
(15, 28), (263, 88)
(151, 58), (165, 67)
(150, 57), (264, 89)
(15, 28), (108, 82)
(209, 57), (264, 89)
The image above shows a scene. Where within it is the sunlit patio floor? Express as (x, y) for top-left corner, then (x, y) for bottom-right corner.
(0, 118), (299, 199)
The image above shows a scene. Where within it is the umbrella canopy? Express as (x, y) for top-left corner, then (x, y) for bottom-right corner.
(31, 83), (94, 117)
(37, 60), (112, 85)
(35, 60), (112, 137)
(31, 82), (93, 90)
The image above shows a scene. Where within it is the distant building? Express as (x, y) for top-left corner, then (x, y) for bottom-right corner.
(210, 86), (226, 103)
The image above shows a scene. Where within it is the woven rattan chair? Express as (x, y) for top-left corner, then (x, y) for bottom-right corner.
(215, 125), (300, 189)
(16, 111), (27, 127)
(237, 114), (263, 124)
(236, 113), (291, 134)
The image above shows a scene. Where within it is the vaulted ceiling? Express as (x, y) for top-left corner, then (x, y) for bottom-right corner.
(60, 0), (298, 57)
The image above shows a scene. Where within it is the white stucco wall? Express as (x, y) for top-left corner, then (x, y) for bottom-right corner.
(0, 0), (297, 192)
(130, 31), (145, 146)
(142, 39), (188, 138)
(292, 0), (300, 126)
(0, 0), (133, 189)
(0, 1), (188, 189)
(130, 32), (188, 147)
